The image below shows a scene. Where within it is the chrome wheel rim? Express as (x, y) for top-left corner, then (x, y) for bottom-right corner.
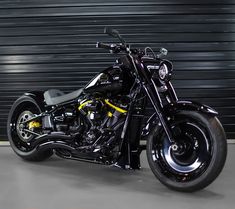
(16, 111), (34, 142)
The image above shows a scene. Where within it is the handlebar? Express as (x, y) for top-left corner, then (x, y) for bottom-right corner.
(96, 42), (114, 50)
(96, 42), (141, 57)
(96, 42), (129, 54)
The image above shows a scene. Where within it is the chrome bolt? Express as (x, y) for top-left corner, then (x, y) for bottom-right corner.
(171, 144), (179, 151)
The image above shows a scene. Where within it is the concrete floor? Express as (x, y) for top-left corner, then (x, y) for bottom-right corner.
(0, 145), (234, 209)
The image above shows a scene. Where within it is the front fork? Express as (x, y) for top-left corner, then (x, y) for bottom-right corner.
(117, 83), (145, 169)
(143, 80), (177, 144)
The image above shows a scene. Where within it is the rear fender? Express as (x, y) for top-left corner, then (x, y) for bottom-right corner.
(24, 91), (46, 111)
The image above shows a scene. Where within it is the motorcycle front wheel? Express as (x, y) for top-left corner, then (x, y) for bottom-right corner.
(146, 111), (227, 192)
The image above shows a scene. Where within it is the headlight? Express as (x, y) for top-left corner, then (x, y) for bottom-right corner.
(159, 64), (168, 80)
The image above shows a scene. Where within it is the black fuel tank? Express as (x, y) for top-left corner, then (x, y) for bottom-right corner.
(84, 66), (133, 95)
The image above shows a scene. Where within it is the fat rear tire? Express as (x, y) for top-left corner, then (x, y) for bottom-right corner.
(7, 95), (53, 161)
(146, 111), (227, 192)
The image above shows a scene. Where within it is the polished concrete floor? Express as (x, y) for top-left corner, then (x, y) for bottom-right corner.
(0, 145), (234, 209)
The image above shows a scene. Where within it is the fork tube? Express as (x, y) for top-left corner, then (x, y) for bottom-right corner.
(165, 81), (178, 103)
(143, 83), (175, 144)
(128, 53), (175, 143)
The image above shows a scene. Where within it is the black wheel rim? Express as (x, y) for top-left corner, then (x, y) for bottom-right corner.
(152, 117), (212, 182)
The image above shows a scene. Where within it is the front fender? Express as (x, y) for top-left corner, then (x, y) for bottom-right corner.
(164, 100), (218, 116)
(141, 100), (218, 137)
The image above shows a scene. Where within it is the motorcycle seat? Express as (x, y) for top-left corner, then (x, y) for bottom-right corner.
(44, 89), (83, 106)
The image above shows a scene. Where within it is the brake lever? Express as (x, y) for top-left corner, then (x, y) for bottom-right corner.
(110, 44), (123, 54)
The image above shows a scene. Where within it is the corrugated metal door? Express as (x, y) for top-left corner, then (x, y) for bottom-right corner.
(1, 0), (235, 140)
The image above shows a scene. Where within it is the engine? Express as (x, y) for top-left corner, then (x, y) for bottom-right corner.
(77, 97), (128, 145)
(78, 99), (106, 126)
(45, 96), (128, 151)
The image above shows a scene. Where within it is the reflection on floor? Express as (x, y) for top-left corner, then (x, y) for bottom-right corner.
(0, 145), (234, 209)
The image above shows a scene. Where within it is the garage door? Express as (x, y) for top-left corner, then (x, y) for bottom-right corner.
(0, 0), (235, 140)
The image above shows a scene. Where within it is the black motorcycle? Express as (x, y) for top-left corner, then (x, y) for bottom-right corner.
(7, 28), (227, 192)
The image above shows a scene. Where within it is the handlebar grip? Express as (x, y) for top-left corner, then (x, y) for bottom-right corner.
(96, 42), (112, 50)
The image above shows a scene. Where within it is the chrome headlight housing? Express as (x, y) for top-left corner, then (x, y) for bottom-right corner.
(159, 64), (168, 80)
(158, 61), (173, 81)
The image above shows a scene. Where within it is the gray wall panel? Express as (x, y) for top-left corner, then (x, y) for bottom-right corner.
(0, 0), (235, 139)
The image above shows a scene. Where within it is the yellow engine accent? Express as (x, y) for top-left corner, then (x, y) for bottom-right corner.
(78, 100), (92, 110)
(28, 121), (41, 129)
(107, 111), (113, 117)
(104, 99), (127, 114)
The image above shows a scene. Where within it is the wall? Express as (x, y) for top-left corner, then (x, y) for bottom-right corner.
(0, 0), (235, 139)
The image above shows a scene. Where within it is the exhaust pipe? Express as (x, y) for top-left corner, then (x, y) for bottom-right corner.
(31, 132), (73, 147)
(37, 140), (76, 152)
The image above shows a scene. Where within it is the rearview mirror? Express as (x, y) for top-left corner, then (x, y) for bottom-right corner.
(104, 27), (126, 44)
(160, 48), (168, 56)
(104, 27), (119, 38)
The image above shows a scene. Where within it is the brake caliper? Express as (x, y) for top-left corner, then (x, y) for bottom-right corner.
(28, 121), (41, 129)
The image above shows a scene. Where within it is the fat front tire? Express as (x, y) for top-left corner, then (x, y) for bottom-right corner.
(146, 111), (227, 192)
(7, 95), (53, 161)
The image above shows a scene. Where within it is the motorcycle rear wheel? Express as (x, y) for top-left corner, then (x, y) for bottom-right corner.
(7, 95), (53, 161)
(146, 111), (227, 192)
